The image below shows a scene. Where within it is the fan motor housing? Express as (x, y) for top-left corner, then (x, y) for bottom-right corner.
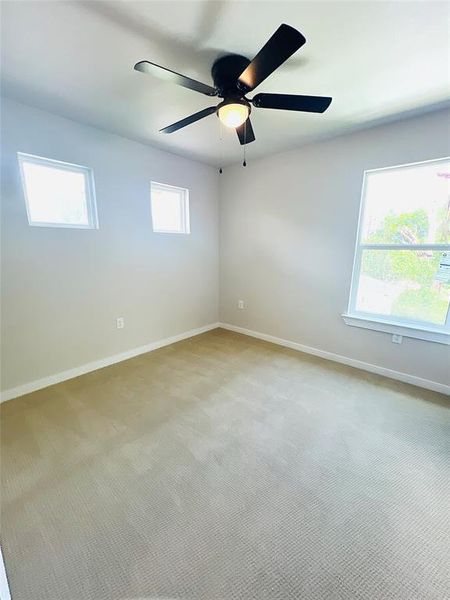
(211, 54), (251, 98)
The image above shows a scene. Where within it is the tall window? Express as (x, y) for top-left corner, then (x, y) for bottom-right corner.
(344, 157), (450, 344)
(150, 181), (190, 234)
(18, 153), (98, 229)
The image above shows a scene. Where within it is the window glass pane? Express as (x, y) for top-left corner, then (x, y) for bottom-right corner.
(150, 183), (189, 233)
(356, 249), (450, 325)
(22, 161), (90, 225)
(361, 159), (450, 244)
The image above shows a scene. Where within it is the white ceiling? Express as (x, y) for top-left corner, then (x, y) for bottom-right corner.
(2, 1), (449, 166)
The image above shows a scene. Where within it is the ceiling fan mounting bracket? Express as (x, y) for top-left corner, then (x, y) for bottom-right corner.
(211, 54), (251, 98)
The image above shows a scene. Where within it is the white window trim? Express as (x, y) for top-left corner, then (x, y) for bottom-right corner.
(342, 314), (449, 345)
(18, 152), (98, 229)
(343, 156), (450, 345)
(150, 180), (190, 235)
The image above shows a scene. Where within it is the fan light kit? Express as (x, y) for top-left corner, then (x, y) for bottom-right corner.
(217, 100), (250, 128)
(134, 23), (332, 164)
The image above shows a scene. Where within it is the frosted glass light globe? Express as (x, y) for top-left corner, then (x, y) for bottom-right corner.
(218, 102), (249, 128)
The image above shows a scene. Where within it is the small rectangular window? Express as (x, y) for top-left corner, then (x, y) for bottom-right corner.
(344, 157), (450, 344)
(150, 181), (190, 234)
(18, 153), (98, 229)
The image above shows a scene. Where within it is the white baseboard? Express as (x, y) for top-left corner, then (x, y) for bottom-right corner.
(2, 321), (448, 402)
(219, 323), (450, 396)
(0, 323), (221, 403)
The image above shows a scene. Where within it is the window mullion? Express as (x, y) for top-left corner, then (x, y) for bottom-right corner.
(360, 243), (450, 251)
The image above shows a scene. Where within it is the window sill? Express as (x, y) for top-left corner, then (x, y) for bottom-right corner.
(342, 313), (450, 345)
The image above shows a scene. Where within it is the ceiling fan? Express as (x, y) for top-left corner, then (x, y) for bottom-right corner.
(134, 24), (332, 146)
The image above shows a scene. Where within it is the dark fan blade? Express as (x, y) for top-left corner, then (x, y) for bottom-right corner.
(135, 61), (217, 96)
(160, 106), (217, 134)
(252, 93), (332, 113)
(236, 118), (256, 145)
(237, 24), (306, 93)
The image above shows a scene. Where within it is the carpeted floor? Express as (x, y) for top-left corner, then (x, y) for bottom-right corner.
(1, 328), (449, 600)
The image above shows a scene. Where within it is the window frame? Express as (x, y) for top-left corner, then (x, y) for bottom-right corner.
(18, 152), (98, 229)
(343, 157), (450, 345)
(150, 180), (190, 235)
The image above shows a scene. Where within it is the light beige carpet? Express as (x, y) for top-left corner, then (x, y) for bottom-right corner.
(1, 328), (449, 600)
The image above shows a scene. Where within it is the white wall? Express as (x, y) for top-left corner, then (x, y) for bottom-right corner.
(1, 99), (219, 392)
(220, 109), (450, 388)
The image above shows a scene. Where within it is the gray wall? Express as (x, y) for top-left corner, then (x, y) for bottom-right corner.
(220, 109), (450, 387)
(1, 99), (219, 391)
(2, 99), (449, 393)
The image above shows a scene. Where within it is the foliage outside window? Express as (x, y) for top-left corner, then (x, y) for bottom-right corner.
(346, 157), (450, 342)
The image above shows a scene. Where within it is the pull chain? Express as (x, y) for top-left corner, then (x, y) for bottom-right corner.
(242, 119), (247, 167)
(218, 119), (248, 171)
(219, 119), (223, 174)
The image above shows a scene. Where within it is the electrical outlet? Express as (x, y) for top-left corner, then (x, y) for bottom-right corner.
(392, 334), (402, 344)
(116, 317), (125, 329)
(238, 300), (245, 309)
